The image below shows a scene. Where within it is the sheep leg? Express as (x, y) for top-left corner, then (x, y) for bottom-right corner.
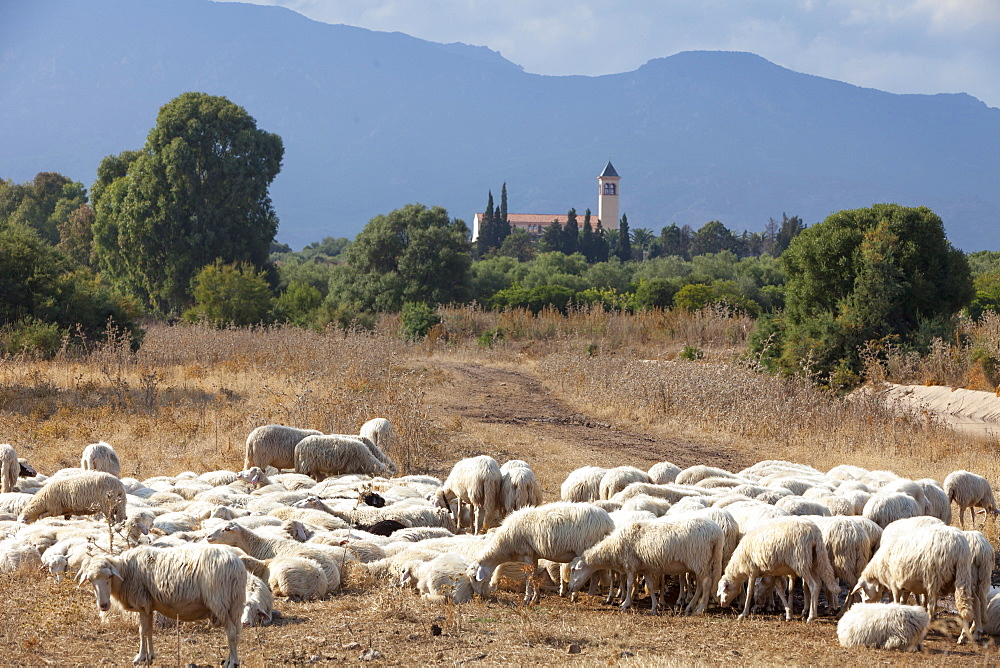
(644, 573), (659, 615)
(739, 575), (757, 620)
(958, 506), (966, 529)
(803, 575), (820, 622)
(774, 577), (793, 621)
(135, 611), (154, 665)
(223, 619), (241, 668)
(621, 572), (636, 611)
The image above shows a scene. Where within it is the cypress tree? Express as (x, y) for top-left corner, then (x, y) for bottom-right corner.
(580, 209), (595, 262)
(477, 190), (496, 256)
(562, 208), (579, 255)
(498, 183), (510, 242)
(617, 213), (632, 262)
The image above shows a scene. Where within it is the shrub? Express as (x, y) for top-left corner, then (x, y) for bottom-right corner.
(401, 302), (442, 340)
(182, 260), (274, 327)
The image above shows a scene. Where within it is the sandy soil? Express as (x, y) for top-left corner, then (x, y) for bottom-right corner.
(876, 383), (1000, 440)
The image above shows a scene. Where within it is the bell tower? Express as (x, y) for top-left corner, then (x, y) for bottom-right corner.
(598, 161), (620, 229)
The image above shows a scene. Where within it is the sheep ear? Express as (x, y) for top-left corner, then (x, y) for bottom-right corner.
(474, 565), (487, 582)
(110, 565), (122, 580)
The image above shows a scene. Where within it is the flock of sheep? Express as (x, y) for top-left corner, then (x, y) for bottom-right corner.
(1, 422), (999, 665)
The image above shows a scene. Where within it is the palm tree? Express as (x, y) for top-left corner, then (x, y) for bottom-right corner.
(631, 228), (654, 260)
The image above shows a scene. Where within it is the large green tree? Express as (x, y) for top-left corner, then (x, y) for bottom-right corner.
(775, 204), (973, 382)
(329, 204), (472, 312)
(91, 92), (283, 313)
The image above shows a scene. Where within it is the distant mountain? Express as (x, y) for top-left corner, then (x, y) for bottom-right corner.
(2, 0), (998, 250)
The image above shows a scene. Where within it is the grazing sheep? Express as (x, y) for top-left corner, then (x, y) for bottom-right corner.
(647, 461), (681, 485)
(294, 434), (389, 481)
(499, 460), (542, 517)
(560, 466), (607, 502)
(79, 544), (245, 667)
(599, 466), (651, 500)
(612, 482), (710, 505)
(852, 523), (976, 643)
(569, 517), (724, 615)
(435, 455), (502, 535)
(775, 496), (832, 517)
(400, 552), (483, 604)
(964, 530), (994, 638)
(19, 471), (127, 524)
(916, 479), (952, 524)
(244, 424), (322, 471)
(717, 516), (839, 622)
(359, 418), (393, 459)
(470, 502), (615, 603)
(329, 432), (397, 476)
(810, 515), (880, 610)
(723, 500), (790, 534)
(80, 441), (122, 477)
(0, 444), (20, 493)
(675, 465), (739, 486)
(242, 555), (328, 601)
(943, 470), (998, 529)
(242, 573), (276, 627)
(837, 603), (930, 651)
(862, 492), (919, 529)
(205, 522), (342, 594)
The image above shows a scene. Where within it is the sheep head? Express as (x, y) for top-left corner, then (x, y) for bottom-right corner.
(79, 555), (122, 613)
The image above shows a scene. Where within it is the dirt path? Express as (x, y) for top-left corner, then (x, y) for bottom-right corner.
(418, 359), (758, 495)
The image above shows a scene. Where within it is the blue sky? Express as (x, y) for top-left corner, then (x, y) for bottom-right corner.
(216, 0), (1000, 108)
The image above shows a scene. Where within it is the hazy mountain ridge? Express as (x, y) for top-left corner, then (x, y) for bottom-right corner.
(2, 0), (997, 250)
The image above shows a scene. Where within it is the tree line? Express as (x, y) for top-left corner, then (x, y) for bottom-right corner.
(3, 91), (998, 389)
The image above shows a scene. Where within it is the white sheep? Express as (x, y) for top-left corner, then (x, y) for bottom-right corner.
(242, 573), (276, 627)
(964, 530), (994, 639)
(329, 432), (397, 476)
(809, 515), (880, 610)
(19, 471), (127, 524)
(774, 496), (832, 517)
(647, 461), (681, 484)
(611, 482), (710, 505)
(79, 544), (245, 667)
(717, 516), (839, 622)
(862, 492), (919, 529)
(837, 602), (930, 650)
(293, 434), (389, 481)
(205, 521), (343, 594)
(244, 424), (323, 471)
(982, 588), (1000, 635)
(569, 516), (723, 615)
(242, 554), (328, 601)
(0, 444), (20, 493)
(675, 465), (739, 486)
(400, 552), (483, 604)
(599, 466), (651, 500)
(499, 460), (542, 516)
(916, 478), (952, 524)
(620, 495), (672, 516)
(944, 470), (998, 529)
(852, 523), (976, 643)
(80, 441), (122, 477)
(470, 502), (614, 603)
(359, 417), (394, 460)
(435, 455), (502, 535)
(560, 466), (607, 502)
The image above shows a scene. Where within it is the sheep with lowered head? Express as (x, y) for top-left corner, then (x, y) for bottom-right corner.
(244, 424), (322, 472)
(435, 455), (502, 535)
(943, 470), (998, 529)
(19, 471), (126, 524)
(647, 461), (681, 485)
(241, 554), (328, 601)
(400, 552), (484, 604)
(852, 523), (976, 643)
(360, 417), (393, 458)
(862, 492), (919, 529)
(470, 501), (614, 604)
(569, 516), (724, 615)
(293, 434), (388, 481)
(837, 602), (930, 651)
(599, 466), (651, 500)
(79, 544), (245, 667)
(81, 441), (121, 477)
(0, 444), (21, 493)
(717, 516), (839, 622)
(560, 466), (607, 502)
(499, 460), (542, 517)
(242, 573), (276, 627)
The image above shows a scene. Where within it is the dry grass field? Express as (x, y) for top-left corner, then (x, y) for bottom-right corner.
(2, 308), (999, 666)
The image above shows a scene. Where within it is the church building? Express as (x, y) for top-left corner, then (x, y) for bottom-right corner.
(471, 161), (620, 241)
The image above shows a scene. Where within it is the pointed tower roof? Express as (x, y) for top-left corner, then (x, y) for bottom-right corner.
(600, 161), (619, 178)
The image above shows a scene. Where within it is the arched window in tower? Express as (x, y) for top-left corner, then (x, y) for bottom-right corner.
(603, 182), (616, 195)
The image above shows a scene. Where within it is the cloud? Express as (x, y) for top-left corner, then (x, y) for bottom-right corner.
(213, 0), (1000, 107)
